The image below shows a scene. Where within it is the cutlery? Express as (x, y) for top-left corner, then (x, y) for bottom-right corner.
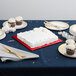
(2, 45), (26, 58)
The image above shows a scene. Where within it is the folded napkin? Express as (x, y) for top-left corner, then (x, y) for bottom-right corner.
(0, 43), (39, 62)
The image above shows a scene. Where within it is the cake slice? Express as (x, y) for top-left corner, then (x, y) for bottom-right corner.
(17, 27), (58, 48)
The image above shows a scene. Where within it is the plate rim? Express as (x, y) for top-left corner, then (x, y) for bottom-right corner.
(58, 43), (76, 58)
(58, 43), (66, 55)
(0, 29), (5, 36)
(0, 29), (6, 40)
(44, 21), (69, 30)
(70, 24), (76, 32)
(2, 21), (27, 27)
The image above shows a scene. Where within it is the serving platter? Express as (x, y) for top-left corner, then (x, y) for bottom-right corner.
(12, 35), (63, 51)
(44, 21), (69, 30)
(58, 43), (76, 58)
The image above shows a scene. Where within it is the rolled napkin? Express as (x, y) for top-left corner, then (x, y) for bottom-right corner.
(0, 43), (39, 62)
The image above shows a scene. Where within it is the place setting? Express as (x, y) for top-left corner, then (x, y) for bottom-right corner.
(58, 24), (76, 58)
(0, 43), (39, 62)
(2, 16), (27, 33)
(44, 21), (69, 30)
(0, 16), (76, 62)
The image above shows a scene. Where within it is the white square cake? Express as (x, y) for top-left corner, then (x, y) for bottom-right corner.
(17, 27), (58, 48)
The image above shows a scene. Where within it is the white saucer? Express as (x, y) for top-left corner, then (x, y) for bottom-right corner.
(44, 21), (69, 30)
(3, 21), (27, 29)
(69, 24), (76, 36)
(0, 29), (6, 40)
(58, 43), (76, 58)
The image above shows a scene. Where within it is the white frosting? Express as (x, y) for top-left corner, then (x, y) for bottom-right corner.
(66, 44), (75, 50)
(8, 18), (15, 23)
(17, 27), (58, 48)
(15, 16), (23, 21)
(66, 39), (75, 44)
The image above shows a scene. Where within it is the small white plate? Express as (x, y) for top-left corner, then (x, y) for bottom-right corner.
(58, 43), (76, 58)
(69, 24), (76, 36)
(0, 29), (6, 40)
(44, 21), (69, 30)
(3, 21), (27, 29)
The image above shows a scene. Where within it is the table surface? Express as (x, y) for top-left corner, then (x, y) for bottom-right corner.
(0, 20), (76, 69)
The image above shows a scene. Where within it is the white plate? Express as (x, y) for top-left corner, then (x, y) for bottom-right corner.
(0, 29), (6, 40)
(3, 21), (27, 29)
(44, 21), (69, 30)
(69, 24), (76, 36)
(58, 43), (76, 58)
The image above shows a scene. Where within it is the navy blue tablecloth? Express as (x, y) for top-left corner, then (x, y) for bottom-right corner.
(0, 20), (76, 76)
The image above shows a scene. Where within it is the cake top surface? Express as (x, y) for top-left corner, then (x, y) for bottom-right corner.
(15, 16), (23, 21)
(8, 18), (15, 23)
(17, 27), (58, 43)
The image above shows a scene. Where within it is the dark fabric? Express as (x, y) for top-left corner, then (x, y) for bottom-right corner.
(0, 20), (76, 76)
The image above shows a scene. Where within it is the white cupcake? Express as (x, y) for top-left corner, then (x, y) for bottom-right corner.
(15, 16), (23, 25)
(8, 18), (16, 27)
(66, 44), (75, 50)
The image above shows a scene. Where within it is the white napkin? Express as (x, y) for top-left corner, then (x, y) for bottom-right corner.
(0, 43), (39, 62)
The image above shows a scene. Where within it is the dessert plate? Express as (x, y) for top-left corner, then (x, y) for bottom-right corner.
(3, 21), (27, 29)
(69, 24), (76, 36)
(12, 35), (63, 51)
(0, 29), (6, 40)
(58, 43), (76, 58)
(44, 21), (69, 30)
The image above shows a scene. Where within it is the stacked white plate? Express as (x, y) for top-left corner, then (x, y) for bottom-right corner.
(0, 29), (6, 40)
(69, 24), (76, 36)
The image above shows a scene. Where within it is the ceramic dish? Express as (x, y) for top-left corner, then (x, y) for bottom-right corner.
(3, 21), (27, 29)
(0, 29), (6, 40)
(58, 43), (76, 58)
(44, 21), (69, 30)
(69, 24), (76, 36)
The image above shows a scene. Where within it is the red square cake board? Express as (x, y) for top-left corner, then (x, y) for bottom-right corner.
(12, 35), (63, 51)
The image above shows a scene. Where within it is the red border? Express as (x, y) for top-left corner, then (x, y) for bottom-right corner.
(12, 35), (63, 51)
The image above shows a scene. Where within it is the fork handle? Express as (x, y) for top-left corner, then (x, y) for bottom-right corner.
(11, 51), (25, 58)
(3, 45), (25, 58)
